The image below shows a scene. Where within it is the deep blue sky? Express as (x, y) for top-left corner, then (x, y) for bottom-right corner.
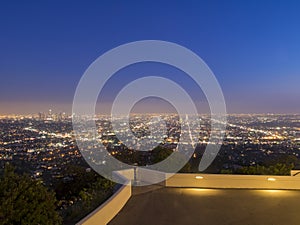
(0, 1), (300, 114)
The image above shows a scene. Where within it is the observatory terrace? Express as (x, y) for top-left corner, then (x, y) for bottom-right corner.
(109, 187), (300, 225)
(77, 169), (300, 225)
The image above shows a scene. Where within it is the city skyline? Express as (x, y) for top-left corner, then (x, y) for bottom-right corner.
(1, 1), (300, 114)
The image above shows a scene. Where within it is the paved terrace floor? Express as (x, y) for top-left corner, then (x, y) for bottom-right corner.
(109, 186), (300, 225)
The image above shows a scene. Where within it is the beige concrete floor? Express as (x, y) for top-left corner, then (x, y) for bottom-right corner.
(109, 187), (300, 225)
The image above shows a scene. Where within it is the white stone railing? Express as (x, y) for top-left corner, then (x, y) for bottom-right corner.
(165, 173), (300, 190)
(76, 171), (131, 225)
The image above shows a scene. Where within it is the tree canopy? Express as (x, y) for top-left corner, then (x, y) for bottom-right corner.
(0, 163), (62, 225)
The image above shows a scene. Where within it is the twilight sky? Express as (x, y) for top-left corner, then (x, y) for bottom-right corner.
(0, 1), (300, 114)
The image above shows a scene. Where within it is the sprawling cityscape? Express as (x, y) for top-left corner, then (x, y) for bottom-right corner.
(1, 111), (300, 178)
(1, 111), (300, 224)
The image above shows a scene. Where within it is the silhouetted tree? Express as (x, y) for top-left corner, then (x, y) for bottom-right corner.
(0, 163), (62, 225)
(236, 163), (293, 175)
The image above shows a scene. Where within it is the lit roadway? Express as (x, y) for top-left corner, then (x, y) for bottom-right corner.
(109, 187), (300, 225)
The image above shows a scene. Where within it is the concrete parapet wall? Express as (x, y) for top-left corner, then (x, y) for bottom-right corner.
(290, 170), (300, 176)
(136, 167), (166, 185)
(113, 168), (135, 181)
(76, 173), (131, 225)
(166, 173), (300, 190)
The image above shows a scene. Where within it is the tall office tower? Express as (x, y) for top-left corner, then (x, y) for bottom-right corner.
(58, 112), (63, 121)
(38, 112), (45, 121)
(48, 109), (53, 120)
